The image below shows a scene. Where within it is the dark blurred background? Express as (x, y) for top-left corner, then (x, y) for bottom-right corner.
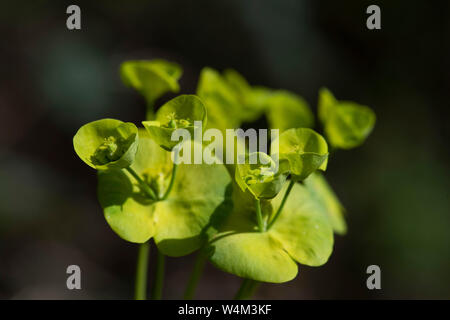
(0, 0), (449, 299)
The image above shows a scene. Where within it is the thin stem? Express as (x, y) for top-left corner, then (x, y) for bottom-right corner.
(267, 180), (295, 230)
(151, 249), (165, 300)
(161, 162), (178, 200)
(234, 279), (259, 300)
(125, 167), (157, 200)
(254, 198), (265, 232)
(134, 241), (150, 300)
(183, 252), (207, 300)
(234, 279), (251, 300)
(246, 280), (260, 299)
(146, 100), (155, 120)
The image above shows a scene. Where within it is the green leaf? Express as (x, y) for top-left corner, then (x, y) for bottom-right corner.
(325, 102), (376, 149)
(208, 231), (298, 283)
(207, 182), (333, 283)
(152, 162), (233, 256)
(235, 152), (286, 199)
(223, 69), (271, 122)
(271, 128), (328, 181)
(73, 118), (138, 170)
(196, 67), (241, 131)
(197, 68), (273, 130)
(317, 87), (337, 124)
(223, 69), (251, 97)
(98, 130), (232, 256)
(244, 86), (273, 120)
(142, 95), (207, 151)
(269, 182), (334, 266)
(318, 88), (376, 149)
(304, 172), (347, 235)
(120, 59), (182, 109)
(98, 168), (157, 243)
(266, 90), (314, 133)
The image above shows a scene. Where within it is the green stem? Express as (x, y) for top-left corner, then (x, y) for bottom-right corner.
(245, 280), (259, 299)
(234, 279), (251, 300)
(126, 167), (158, 200)
(146, 100), (155, 120)
(151, 249), (165, 300)
(134, 242), (150, 300)
(161, 162), (178, 200)
(254, 198), (265, 232)
(183, 252), (207, 300)
(234, 279), (258, 300)
(267, 180), (295, 230)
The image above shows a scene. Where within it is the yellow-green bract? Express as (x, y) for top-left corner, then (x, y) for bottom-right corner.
(207, 181), (334, 283)
(196, 67), (242, 132)
(120, 59), (182, 118)
(73, 118), (138, 170)
(97, 130), (232, 256)
(142, 95), (207, 151)
(271, 128), (329, 181)
(223, 69), (273, 123)
(197, 67), (274, 132)
(235, 152), (287, 199)
(304, 172), (347, 235)
(265, 90), (314, 133)
(318, 88), (376, 149)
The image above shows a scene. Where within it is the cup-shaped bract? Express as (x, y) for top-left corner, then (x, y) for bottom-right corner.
(142, 95), (207, 151)
(235, 152), (286, 199)
(73, 119), (138, 170)
(265, 90), (314, 133)
(120, 59), (182, 109)
(318, 88), (376, 149)
(271, 128), (328, 181)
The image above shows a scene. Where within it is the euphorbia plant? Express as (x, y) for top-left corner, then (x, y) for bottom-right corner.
(73, 96), (232, 300)
(120, 60), (182, 120)
(73, 58), (375, 300)
(207, 128), (331, 298)
(142, 94), (207, 151)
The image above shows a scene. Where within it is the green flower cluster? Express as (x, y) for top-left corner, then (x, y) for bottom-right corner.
(73, 59), (375, 299)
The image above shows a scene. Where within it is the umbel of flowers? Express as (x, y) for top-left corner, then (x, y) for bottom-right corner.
(73, 59), (375, 300)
